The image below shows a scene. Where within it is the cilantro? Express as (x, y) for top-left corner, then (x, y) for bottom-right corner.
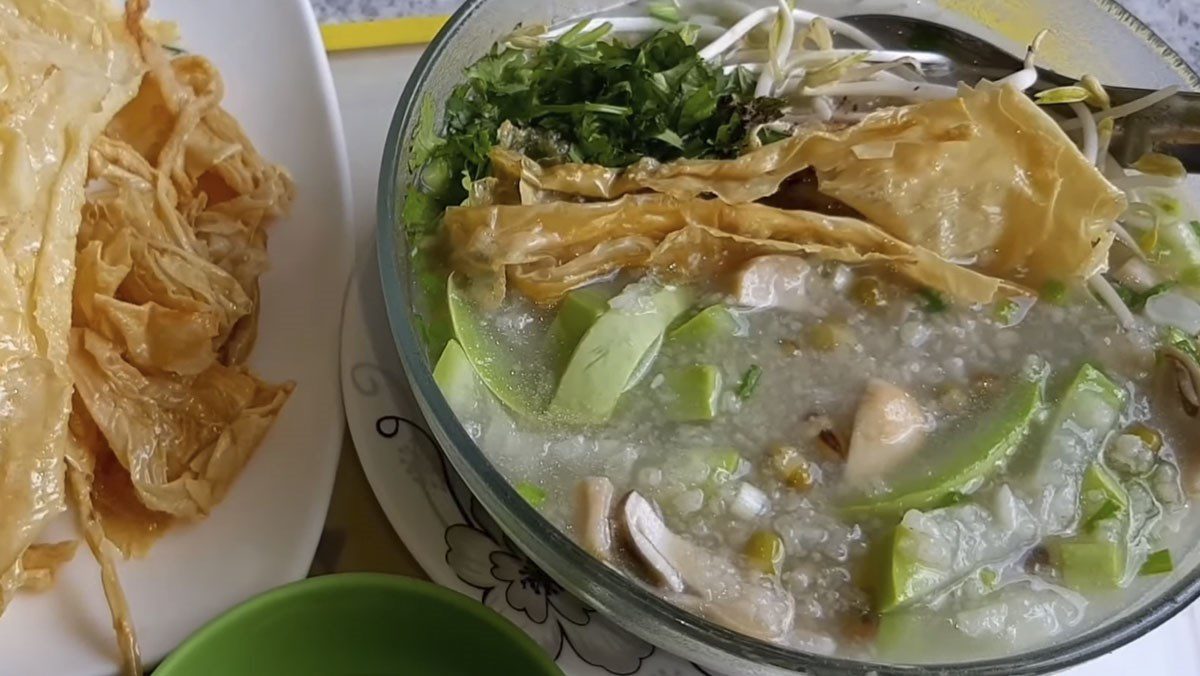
(917, 288), (947, 313)
(1040, 280), (1068, 306)
(401, 28), (783, 237)
(408, 95), (442, 172)
(737, 364), (763, 399)
(993, 298), (1020, 324)
(1165, 327), (1200, 364)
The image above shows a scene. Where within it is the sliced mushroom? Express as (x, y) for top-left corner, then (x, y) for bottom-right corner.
(1162, 345), (1200, 417)
(619, 491), (686, 593)
(844, 379), (928, 484)
(619, 491), (796, 641)
(733, 255), (811, 313)
(574, 476), (615, 561)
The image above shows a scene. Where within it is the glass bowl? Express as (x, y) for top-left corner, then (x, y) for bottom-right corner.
(377, 2), (1200, 673)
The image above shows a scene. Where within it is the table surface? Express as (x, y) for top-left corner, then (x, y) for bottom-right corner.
(311, 0), (1200, 667)
(310, 0), (1200, 70)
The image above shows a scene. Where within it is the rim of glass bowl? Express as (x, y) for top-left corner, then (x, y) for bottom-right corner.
(376, 3), (1200, 673)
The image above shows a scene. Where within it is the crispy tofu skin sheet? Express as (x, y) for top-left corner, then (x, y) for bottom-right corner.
(473, 83), (1124, 298)
(0, 0), (144, 609)
(1, 2), (294, 674)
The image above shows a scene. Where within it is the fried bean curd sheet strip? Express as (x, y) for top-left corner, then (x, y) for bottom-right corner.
(0, 0), (144, 610)
(445, 195), (1023, 306)
(490, 83), (1125, 286)
(69, 7), (295, 552)
(70, 51), (296, 534)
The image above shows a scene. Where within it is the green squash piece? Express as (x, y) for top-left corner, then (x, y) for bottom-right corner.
(446, 275), (553, 418)
(876, 485), (1038, 612)
(549, 288), (611, 368)
(841, 372), (1044, 518)
(549, 286), (692, 425)
(1029, 364), (1127, 534)
(432, 339), (477, 413)
(668, 305), (745, 345)
(665, 364), (722, 422)
(625, 334), (664, 392)
(877, 580), (1086, 662)
(1051, 464), (1131, 591)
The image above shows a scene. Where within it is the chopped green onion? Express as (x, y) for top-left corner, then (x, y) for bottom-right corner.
(993, 298), (1020, 324)
(737, 364), (763, 399)
(1190, 220), (1200, 239)
(1139, 549), (1174, 576)
(979, 568), (999, 589)
(1166, 327), (1200, 363)
(516, 482), (548, 508)
(917, 288), (947, 313)
(648, 0), (682, 23)
(1153, 195), (1182, 219)
(710, 449), (743, 480)
(1034, 85), (1090, 105)
(1125, 282), (1174, 311)
(1083, 498), (1121, 532)
(1040, 280), (1068, 306)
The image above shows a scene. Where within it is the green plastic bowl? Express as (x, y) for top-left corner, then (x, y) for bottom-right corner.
(154, 573), (563, 676)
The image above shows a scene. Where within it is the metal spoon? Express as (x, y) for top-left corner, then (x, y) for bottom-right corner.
(839, 14), (1200, 171)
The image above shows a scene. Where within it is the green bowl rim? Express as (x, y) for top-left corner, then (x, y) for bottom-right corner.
(153, 572), (563, 675)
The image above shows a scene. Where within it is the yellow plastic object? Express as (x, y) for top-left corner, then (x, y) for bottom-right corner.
(320, 16), (449, 52)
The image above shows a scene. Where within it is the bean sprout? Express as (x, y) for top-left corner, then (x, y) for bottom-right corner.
(1122, 202), (1160, 230)
(724, 48), (948, 69)
(697, 6), (776, 59)
(698, 6), (882, 61)
(812, 95), (834, 121)
(1061, 86), (1180, 129)
(996, 30), (1047, 92)
(1089, 275), (1138, 329)
(1109, 220), (1148, 260)
(1068, 102), (1098, 165)
(789, 8), (882, 49)
(755, 0), (796, 97)
(544, 17), (723, 40)
(801, 80), (958, 101)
